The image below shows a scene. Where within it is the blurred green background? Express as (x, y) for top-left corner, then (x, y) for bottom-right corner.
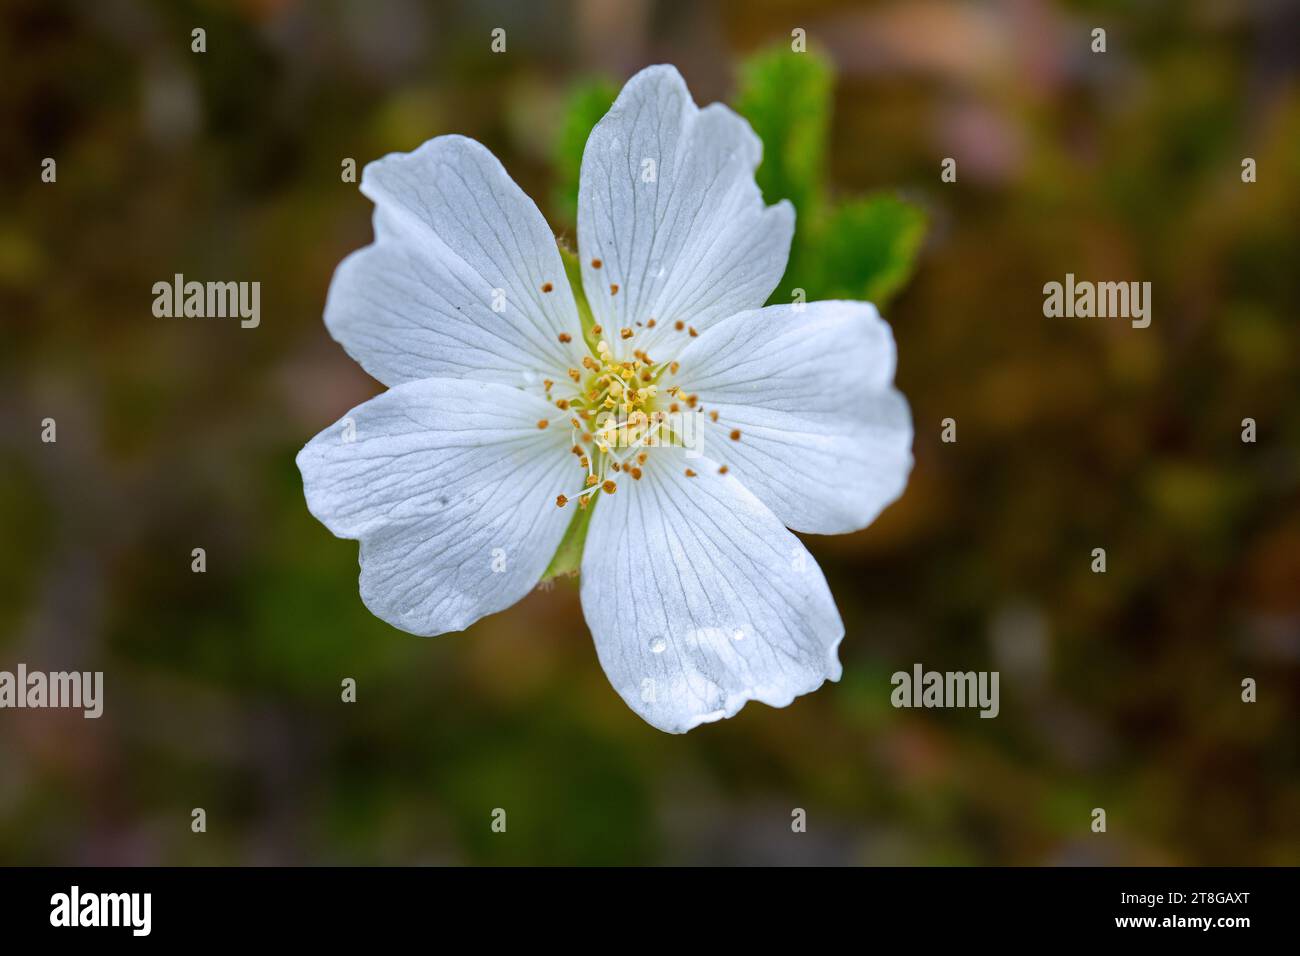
(1, 0), (1298, 865)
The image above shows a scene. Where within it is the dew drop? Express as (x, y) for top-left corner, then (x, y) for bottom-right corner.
(649, 637), (667, 654)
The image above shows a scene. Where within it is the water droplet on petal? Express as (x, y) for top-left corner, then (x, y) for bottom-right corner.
(649, 637), (667, 654)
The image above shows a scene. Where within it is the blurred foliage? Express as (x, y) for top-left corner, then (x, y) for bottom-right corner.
(732, 46), (925, 309)
(734, 46), (833, 228)
(810, 195), (927, 305)
(0, 0), (1297, 867)
(551, 78), (617, 222)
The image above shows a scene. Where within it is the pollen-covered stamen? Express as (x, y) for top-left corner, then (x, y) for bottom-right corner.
(543, 310), (715, 510)
(610, 417), (664, 466)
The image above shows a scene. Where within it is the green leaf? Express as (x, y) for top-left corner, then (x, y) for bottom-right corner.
(543, 243), (601, 582)
(558, 242), (598, 349)
(552, 78), (618, 225)
(811, 193), (926, 308)
(541, 494), (597, 581)
(733, 46), (833, 223)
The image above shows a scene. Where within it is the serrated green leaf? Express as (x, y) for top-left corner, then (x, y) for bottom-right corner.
(812, 194), (926, 308)
(552, 78), (618, 225)
(733, 47), (833, 224)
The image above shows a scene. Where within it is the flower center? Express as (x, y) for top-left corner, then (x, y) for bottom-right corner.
(535, 320), (742, 509)
(539, 325), (697, 509)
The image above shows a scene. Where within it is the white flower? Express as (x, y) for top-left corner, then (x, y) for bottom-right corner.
(297, 65), (913, 733)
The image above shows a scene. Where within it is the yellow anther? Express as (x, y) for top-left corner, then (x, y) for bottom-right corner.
(620, 327), (633, 339)
(684, 469), (697, 477)
(730, 429), (741, 441)
(556, 494), (568, 507)
(602, 479), (617, 494)
(537, 419), (550, 430)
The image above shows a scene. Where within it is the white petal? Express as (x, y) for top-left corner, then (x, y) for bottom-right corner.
(296, 378), (575, 636)
(577, 65), (793, 357)
(674, 300), (913, 535)
(580, 447), (843, 733)
(325, 135), (583, 387)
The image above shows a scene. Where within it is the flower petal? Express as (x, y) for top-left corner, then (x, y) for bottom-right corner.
(325, 135), (583, 387)
(580, 447), (843, 733)
(577, 65), (793, 356)
(296, 377), (575, 636)
(674, 300), (913, 535)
